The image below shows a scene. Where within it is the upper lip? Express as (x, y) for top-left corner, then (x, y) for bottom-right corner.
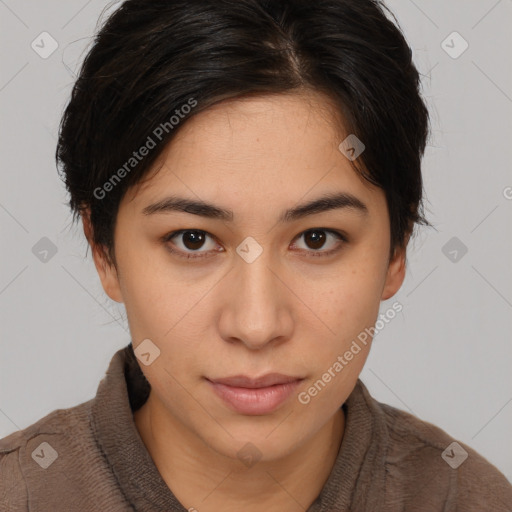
(208, 373), (303, 389)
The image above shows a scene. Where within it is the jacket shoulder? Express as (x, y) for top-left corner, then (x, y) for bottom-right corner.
(379, 401), (512, 510)
(0, 402), (93, 512)
(0, 401), (92, 452)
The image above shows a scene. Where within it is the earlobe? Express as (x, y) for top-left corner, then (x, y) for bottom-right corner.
(381, 245), (407, 301)
(81, 210), (124, 304)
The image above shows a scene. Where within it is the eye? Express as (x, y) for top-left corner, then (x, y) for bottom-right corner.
(291, 228), (347, 257)
(162, 228), (347, 260)
(163, 230), (221, 259)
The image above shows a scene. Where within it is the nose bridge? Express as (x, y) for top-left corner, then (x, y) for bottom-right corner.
(239, 249), (276, 306)
(221, 245), (291, 349)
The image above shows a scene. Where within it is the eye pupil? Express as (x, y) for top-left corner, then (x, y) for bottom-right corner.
(183, 230), (205, 250)
(305, 230), (326, 250)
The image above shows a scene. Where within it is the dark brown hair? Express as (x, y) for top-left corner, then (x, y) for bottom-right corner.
(56, 0), (431, 265)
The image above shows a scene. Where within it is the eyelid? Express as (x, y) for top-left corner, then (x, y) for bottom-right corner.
(162, 229), (221, 260)
(162, 228), (347, 260)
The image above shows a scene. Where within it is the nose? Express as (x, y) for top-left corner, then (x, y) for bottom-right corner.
(218, 250), (294, 350)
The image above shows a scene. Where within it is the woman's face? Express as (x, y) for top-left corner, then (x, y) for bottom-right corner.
(92, 91), (406, 462)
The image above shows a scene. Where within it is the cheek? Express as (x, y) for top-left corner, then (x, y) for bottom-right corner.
(297, 257), (385, 394)
(115, 240), (189, 339)
(118, 257), (211, 374)
(316, 259), (386, 336)
(297, 283), (379, 413)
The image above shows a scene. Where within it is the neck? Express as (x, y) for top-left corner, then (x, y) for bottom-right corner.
(134, 393), (345, 512)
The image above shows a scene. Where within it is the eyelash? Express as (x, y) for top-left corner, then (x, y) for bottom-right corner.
(161, 228), (348, 260)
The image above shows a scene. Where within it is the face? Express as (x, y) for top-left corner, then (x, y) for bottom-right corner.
(88, 91), (406, 462)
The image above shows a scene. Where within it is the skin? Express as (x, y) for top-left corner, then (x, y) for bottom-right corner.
(83, 90), (408, 512)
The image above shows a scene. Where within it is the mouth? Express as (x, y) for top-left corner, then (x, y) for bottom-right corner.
(205, 373), (305, 415)
(208, 373), (304, 389)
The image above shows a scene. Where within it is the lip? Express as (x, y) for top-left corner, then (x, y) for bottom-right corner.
(206, 374), (304, 415)
(209, 373), (303, 388)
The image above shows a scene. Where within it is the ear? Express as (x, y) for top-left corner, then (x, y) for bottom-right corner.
(81, 209), (124, 303)
(381, 237), (409, 301)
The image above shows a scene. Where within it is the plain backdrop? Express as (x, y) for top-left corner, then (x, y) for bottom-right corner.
(1, 0), (511, 482)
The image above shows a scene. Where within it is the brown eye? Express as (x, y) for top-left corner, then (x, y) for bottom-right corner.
(303, 230), (327, 250)
(292, 229), (346, 257)
(164, 230), (220, 259)
(180, 230), (207, 250)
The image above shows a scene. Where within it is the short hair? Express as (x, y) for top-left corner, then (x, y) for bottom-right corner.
(56, 0), (431, 265)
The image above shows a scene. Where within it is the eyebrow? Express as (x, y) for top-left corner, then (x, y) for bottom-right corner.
(142, 191), (369, 223)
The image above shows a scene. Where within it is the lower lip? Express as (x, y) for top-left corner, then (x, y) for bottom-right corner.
(207, 379), (303, 415)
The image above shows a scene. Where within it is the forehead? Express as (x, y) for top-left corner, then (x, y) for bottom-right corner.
(123, 92), (383, 215)
(168, 91), (345, 159)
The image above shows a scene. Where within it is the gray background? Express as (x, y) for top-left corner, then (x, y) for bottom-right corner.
(1, 0), (511, 482)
